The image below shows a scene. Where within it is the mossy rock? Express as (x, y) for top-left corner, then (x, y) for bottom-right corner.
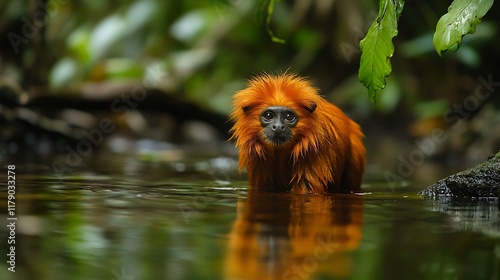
(418, 151), (500, 198)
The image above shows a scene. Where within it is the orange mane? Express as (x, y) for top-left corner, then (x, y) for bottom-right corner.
(230, 73), (365, 194)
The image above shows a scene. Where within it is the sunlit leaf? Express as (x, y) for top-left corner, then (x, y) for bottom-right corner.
(105, 59), (144, 80)
(68, 26), (92, 63)
(124, 1), (154, 33)
(170, 10), (207, 43)
(90, 15), (126, 61)
(358, 0), (404, 104)
(49, 58), (78, 87)
(89, 1), (154, 62)
(433, 0), (494, 56)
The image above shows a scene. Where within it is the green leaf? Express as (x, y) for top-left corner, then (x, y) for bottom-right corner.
(358, 0), (404, 104)
(258, 0), (285, 44)
(433, 0), (494, 56)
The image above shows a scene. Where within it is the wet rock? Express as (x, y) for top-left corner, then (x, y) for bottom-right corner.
(418, 151), (500, 198)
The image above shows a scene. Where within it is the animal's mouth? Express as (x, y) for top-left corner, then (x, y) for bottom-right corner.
(264, 131), (291, 146)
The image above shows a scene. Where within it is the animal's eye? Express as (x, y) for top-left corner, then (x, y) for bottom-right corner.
(284, 112), (296, 123)
(263, 111), (274, 120)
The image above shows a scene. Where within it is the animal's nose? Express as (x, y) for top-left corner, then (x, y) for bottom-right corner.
(272, 124), (285, 131)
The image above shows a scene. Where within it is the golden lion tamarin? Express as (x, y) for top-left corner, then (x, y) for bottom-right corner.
(229, 73), (365, 194)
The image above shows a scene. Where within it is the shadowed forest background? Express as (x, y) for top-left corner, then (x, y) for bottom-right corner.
(1, 1), (500, 280)
(1, 0), (500, 187)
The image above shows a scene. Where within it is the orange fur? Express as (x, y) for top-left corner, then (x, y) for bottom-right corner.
(225, 191), (363, 279)
(230, 73), (365, 194)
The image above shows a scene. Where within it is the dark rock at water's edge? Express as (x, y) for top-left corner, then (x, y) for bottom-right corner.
(418, 151), (500, 199)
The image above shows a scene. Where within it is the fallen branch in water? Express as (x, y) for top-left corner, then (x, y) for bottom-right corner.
(0, 81), (232, 142)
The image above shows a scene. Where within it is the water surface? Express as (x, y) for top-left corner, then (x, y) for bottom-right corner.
(0, 153), (499, 280)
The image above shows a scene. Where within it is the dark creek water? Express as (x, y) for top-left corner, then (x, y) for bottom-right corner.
(0, 153), (499, 280)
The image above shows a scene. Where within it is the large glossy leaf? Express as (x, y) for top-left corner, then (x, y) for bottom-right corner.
(433, 0), (494, 56)
(358, 0), (404, 104)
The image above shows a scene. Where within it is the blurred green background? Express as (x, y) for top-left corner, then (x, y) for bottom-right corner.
(1, 2), (500, 280)
(1, 0), (500, 185)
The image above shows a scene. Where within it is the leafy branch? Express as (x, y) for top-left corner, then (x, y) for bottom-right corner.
(358, 0), (404, 104)
(433, 0), (494, 56)
(358, 0), (494, 104)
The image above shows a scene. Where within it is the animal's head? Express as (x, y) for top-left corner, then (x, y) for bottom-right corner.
(230, 74), (321, 152)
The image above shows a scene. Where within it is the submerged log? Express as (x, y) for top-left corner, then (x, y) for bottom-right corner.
(418, 151), (500, 198)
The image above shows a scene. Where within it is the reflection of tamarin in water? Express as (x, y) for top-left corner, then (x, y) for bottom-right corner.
(230, 73), (365, 194)
(225, 191), (364, 280)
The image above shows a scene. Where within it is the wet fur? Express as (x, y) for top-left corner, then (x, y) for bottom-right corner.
(230, 74), (365, 194)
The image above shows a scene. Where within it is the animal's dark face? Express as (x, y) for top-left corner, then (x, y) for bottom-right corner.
(259, 106), (298, 145)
